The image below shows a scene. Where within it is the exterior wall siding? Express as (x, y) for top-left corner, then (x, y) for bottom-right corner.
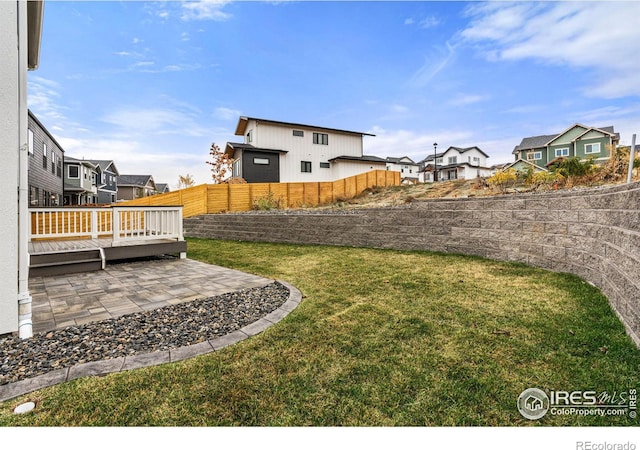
(245, 119), (370, 183)
(27, 113), (64, 206)
(0, 1), (20, 334)
(185, 181), (640, 347)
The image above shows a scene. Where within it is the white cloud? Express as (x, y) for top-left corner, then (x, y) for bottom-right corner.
(101, 107), (210, 138)
(406, 41), (457, 88)
(449, 94), (490, 107)
(461, 2), (640, 98)
(181, 0), (233, 21)
(214, 107), (242, 120)
(404, 18), (414, 26)
(419, 16), (440, 29)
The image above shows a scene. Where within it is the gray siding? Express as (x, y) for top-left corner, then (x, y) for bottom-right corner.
(28, 112), (64, 206)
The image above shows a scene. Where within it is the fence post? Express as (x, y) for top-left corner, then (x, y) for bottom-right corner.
(90, 209), (98, 239)
(112, 208), (120, 244)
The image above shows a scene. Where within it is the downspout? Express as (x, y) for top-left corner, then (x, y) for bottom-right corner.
(17, 1), (33, 339)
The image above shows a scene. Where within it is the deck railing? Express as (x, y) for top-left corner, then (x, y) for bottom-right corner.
(29, 206), (184, 243)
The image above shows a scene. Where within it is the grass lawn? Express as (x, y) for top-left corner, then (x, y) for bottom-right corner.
(1, 238), (639, 426)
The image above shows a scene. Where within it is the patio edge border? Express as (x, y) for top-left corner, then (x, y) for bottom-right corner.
(0, 280), (302, 404)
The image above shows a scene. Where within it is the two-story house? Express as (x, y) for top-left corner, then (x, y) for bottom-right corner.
(224, 116), (385, 183)
(156, 183), (170, 194)
(386, 156), (420, 184)
(512, 124), (619, 167)
(63, 157), (100, 205)
(86, 160), (120, 204)
(421, 146), (491, 182)
(27, 110), (64, 206)
(117, 174), (158, 201)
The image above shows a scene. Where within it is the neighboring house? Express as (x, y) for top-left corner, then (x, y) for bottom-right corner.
(1, 0), (44, 337)
(117, 174), (158, 201)
(156, 183), (170, 194)
(421, 146), (491, 182)
(490, 162), (510, 175)
(386, 156), (420, 184)
(63, 157), (100, 205)
(86, 160), (120, 204)
(503, 159), (548, 174)
(27, 110), (64, 206)
(224, 116), (383, 183)
(512, 124), (619, 167)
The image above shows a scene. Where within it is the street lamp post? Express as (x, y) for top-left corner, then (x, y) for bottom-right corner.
(433, 142), (438, 183)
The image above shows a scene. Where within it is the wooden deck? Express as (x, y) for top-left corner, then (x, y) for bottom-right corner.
(29, 237), (187, 278)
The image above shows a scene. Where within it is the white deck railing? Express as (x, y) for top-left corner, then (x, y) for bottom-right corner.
(29, 206), (184, 244)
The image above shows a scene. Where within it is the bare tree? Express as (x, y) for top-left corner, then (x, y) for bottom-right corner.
(206, 142), (234, 184)
(176, 173), (195, 190)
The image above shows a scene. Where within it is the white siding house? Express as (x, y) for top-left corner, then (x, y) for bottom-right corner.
(421, 146), (492, 183)
(0, 1), (43, 337)
(225, 117), (384, 183)
(385, 156), (420, 183)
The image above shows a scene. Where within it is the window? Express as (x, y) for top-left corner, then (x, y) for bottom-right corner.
(436, 158), (443, 164)
(448, 156), (457, 164)
(28, 129), (34, 155)
(313, 133), (328, 145)
(320, 162), (330, 169)
(253, 157), (270, 165)
(473, 156), (480, 164)
(43, 143), (47, 169)
(232, 159), (241, 178)
(293, 130), (304, 137)
(68, 165), (79, 178)
(246, 130), (253, 143)
(56, 157), (62, 178)
(555, 148), (569, 157)
(51, 152), (56, 174)
(584, 143), (601, 154)
(301, 161), (312, 173)
(527, 152), (542, 161)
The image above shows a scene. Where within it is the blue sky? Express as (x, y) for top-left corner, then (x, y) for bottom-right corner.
(29, 1), (640, 187)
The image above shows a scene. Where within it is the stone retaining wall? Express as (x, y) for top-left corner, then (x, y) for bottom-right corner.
(184, 181), (640, 346)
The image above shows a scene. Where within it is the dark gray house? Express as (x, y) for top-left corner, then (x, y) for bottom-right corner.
(27, 110), (64, 206)
(86, 160), (120, 204)
(117, 175), (157, 201)
(63, 157), (100, 205)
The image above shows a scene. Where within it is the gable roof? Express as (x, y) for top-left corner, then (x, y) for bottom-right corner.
(235, 116), (376, 137)
(513, 124), (618, 154)
(85, 160), (120, 176)
(156, 183), (170, 193)
(118, 175), (155, 187)
(504, 159), (548, 173)
(64, 156), (98, 171)
(386, 156), (416, 164)
(444, 146), (490, 158)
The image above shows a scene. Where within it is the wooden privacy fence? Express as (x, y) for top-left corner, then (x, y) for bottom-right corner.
(120, 170), (401, 218)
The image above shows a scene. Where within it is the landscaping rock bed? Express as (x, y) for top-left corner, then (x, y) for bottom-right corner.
(0, 281), (289, 386)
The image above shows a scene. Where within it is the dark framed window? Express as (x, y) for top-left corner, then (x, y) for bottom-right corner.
(43, 143), (48, 169)
(68, 165), (79, 178)
(301, 161), (312, 173)
(253, 157), (270, 165)
(293, 130), (304, 137)
(320, 162), (330, 169)
(313, 133), (328, 145)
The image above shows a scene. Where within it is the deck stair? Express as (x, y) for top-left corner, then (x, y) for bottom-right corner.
(30, 248), (104, 277)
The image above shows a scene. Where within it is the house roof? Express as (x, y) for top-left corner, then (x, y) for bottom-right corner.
(386, 156), (417, 164)
(224, 142), (289, 157)
(234, 116), (376, 137)
(64, 156), (98, 170)
(513, 125), (618, 154)
(86, 160), (120, 176)
(504, 159), (548, 172)
(28, 110), (66, 153)
(328, 155), (387, 163)
(156, 183), (170, 193)
(27, 1), (44, 70)
(419, 152), (446, 163)
(445, 146), (490, 158)
(118, 175), (155, 187)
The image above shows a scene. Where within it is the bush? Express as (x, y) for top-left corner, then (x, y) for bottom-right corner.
(527, 171), (565, 189)
(252, 191), (284, 211)
(487, 169), (517, 193)
(549, 157), (594, 178)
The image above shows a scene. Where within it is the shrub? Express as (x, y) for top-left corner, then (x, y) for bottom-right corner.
(252, 191), (284, 211)
(487, 169), (517, 193)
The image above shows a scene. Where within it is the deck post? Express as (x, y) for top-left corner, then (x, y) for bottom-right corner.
(90, 209), (98, 239)
(112, 207), (121, 244)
